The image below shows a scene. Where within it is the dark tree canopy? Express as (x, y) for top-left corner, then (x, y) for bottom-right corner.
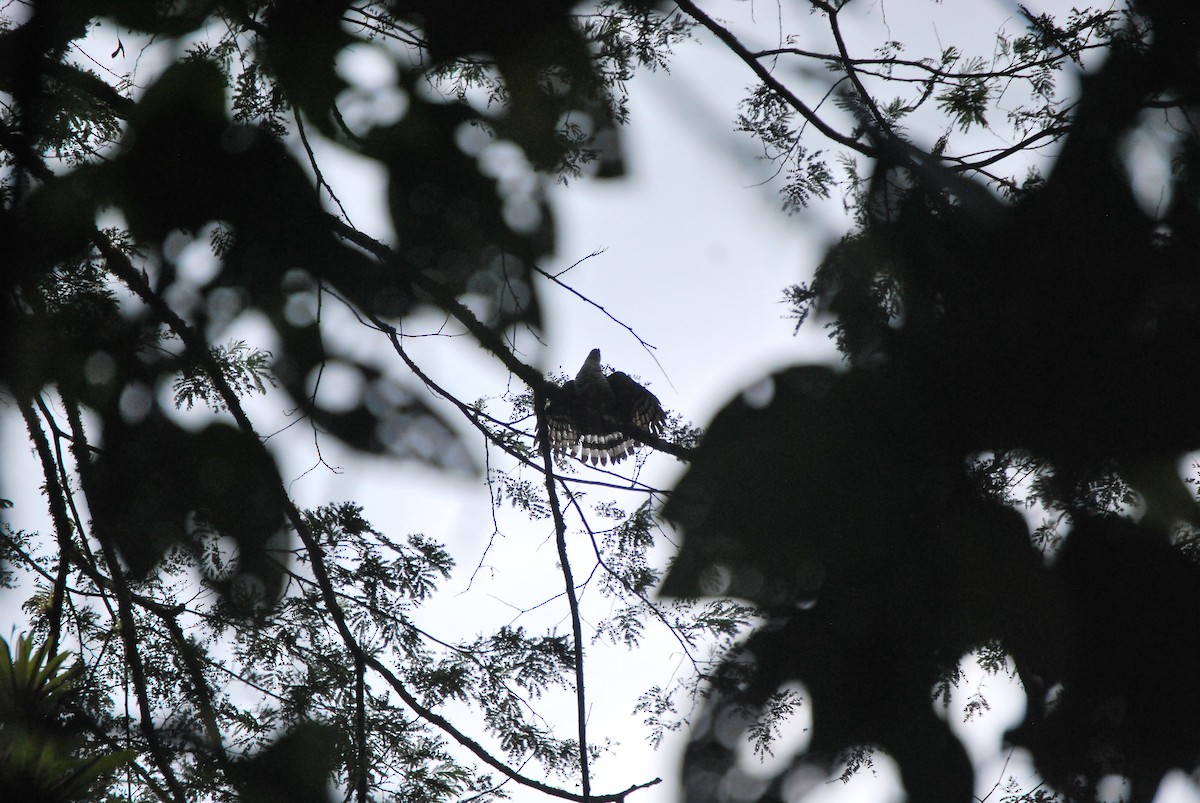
(2, 2), (709, 801)
(663, 2), (1200, 801)
(2, 0), (664, 601)
(5, 0), (1200, 802)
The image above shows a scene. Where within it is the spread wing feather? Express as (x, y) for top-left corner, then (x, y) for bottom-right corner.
(545, 380), (584, 457)
(608, 371), (666, 436)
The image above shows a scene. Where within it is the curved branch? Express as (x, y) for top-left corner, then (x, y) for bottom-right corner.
(674, 0), (877, 158)
(375, 319), (680, 488)
(945, 123), (1071, 173)
(318, 239), (695, 470)
(294, 107), (354, 222)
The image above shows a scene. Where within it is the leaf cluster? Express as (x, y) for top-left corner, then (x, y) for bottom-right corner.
(732, 2), (1121, 210)
(0, 634), (135, 801)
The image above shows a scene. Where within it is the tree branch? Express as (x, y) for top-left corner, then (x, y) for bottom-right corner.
(815, 0), (899, 140)
(354, 652), (368, 803)
(536, 387), (591, 801)
(533, 253), (657, 353)
(62, 399), (188, 803)
(326, 215), (549, 392)
(18, 398), (74, 659)
(674, 0), (877, 158)
(749, 41), (1113, 83)
(157, 614), (233, 775)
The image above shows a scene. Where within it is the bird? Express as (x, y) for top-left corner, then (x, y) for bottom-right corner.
(544, 348), (666, 465)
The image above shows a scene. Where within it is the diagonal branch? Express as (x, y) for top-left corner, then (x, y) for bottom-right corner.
(559, 488), (704, 675)
(326, 215), (548, 392)
(534, 252), (657, 352)
(157, 614), (233, 775)
(674, 0), (877, 158)
(18, 398), (75, 660)
(375, 318), (680, 487)
(319, 247), (695, 470)
(814, 0), (900, 141)
(61, 399), (188, 803)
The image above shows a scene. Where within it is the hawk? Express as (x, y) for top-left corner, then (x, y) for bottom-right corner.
(544, 349), (666, 465)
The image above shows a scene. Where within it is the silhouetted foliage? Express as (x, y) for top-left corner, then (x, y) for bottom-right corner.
(665, 2), (1200, 801)
(1, 2), (718, 801)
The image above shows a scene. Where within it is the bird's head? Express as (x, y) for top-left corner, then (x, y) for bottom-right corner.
(577, 348), (604, 380)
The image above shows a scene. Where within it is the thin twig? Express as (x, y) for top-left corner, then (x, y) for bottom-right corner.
(294, 107), (355, 222)
(559, 487), (703, 674)
(532, 254), (677, 385)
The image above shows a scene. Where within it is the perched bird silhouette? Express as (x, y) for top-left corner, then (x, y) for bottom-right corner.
(544, 349), (666, 465)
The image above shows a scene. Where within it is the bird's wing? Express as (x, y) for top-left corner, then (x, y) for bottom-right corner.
(608, 372), (666, 437)
(544, 380), (583, 454)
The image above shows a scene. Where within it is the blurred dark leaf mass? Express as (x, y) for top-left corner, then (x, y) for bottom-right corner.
(2, 0), (610, 588)
(665, 4), (1200, 800)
